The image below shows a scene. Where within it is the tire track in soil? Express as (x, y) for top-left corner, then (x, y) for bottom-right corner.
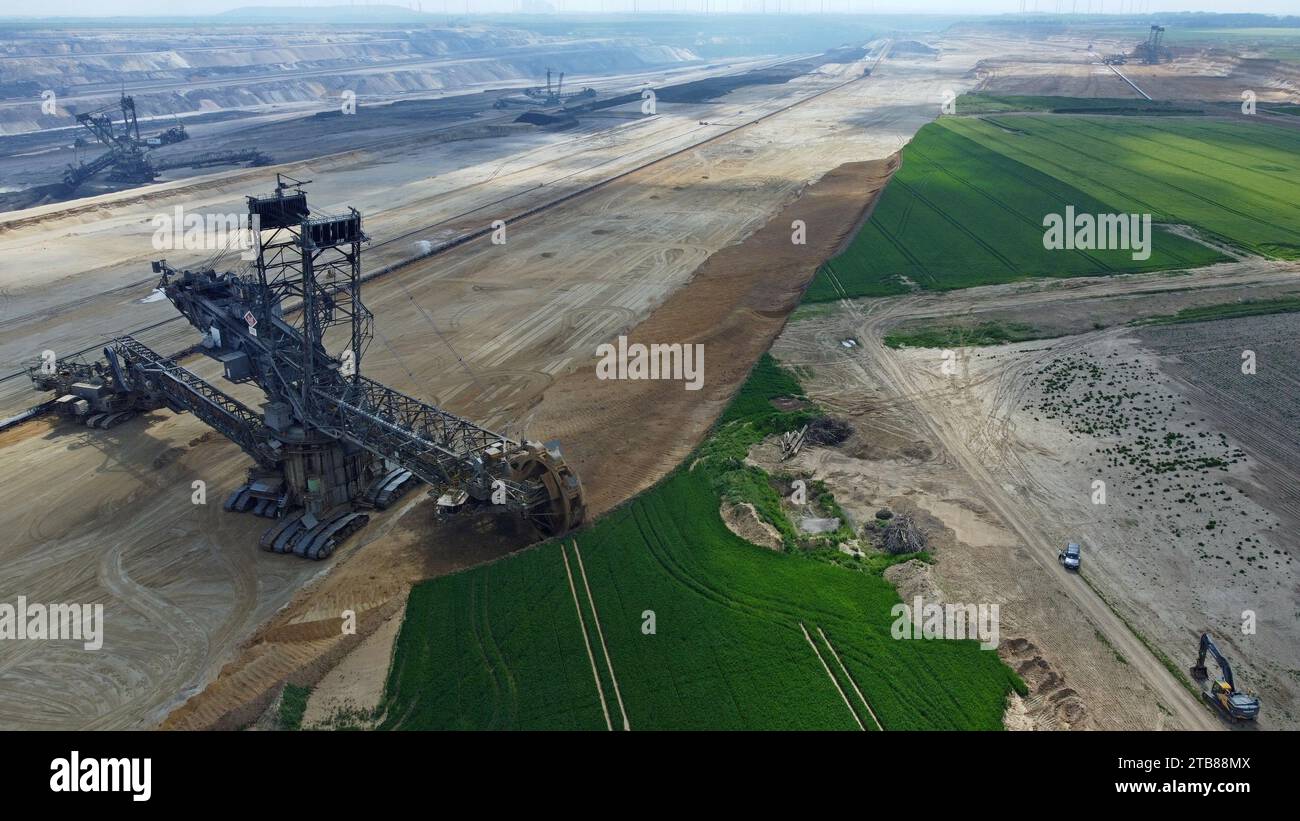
(83, 538), (211, 730)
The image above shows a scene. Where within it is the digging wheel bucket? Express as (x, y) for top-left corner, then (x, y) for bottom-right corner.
(509, 444), (586, 536)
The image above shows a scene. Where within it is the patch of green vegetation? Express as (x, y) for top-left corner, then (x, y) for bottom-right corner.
(1136, 296), (1300, 326)
(804, 120), (1224, 303)
(378, 356), (1022, 730)
(707, 357), (860, 555)
(885, 320), (1043, 349)
(789, 476), (860, 557)
(700, 358), (816, 551)
(311, 705), (378, 731)
(279, 684), (311, 731)
(716, 352), (810, 425)
(789, 301), (841, 321)
(954, 94), (1203, 116)
(946, 115), (1300, 260)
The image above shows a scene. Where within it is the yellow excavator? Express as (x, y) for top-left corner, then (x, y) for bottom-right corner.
(1191, 633), (1260, 722)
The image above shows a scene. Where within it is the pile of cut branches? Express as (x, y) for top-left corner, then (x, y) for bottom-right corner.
(882, 514), (927, 554)
(806, 416), (853, 446)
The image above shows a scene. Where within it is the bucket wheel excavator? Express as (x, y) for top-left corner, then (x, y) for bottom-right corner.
(1191, 632), (1260, 722)
(31, 175), (585, 558)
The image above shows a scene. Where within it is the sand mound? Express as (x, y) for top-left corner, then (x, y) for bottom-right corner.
(721, 501), (783, 551)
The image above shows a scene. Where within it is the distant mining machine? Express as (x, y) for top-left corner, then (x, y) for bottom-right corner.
(63, 96), (198, 190)
(63, 94), (157, 190)
(30, 175), (585, 559)
(523, 68), (596, 106)
(1140, 25), (1167, 65)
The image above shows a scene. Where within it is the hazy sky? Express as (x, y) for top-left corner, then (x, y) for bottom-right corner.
(3, 0), (1295, 18)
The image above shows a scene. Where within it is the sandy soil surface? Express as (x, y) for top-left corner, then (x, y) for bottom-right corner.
(971, 48), (1135, 99)
(0, 414), (321, 729)
(1118, 52), (1300, 104)
(722, 501), (784, 551)
(300, 599), (406, 730)
(1130, 315), (1300, 728)
(772, 262), (1300, 730)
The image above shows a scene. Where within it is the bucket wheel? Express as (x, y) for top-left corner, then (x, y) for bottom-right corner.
(509, 443), (586, 536)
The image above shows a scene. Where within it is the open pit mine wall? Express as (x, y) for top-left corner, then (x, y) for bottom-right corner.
(0, 26), (698, 135)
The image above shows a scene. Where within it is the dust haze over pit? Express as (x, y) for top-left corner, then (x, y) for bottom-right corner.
(7, 1), (1298, 18)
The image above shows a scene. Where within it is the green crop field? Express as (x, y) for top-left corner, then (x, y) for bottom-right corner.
(379, 359), (1023, 731)
(805, 120), (1224, 302)
(806, 113), (1300, 303)
(946, 116), (1300, 259)
(954, 94), (1204, 116)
